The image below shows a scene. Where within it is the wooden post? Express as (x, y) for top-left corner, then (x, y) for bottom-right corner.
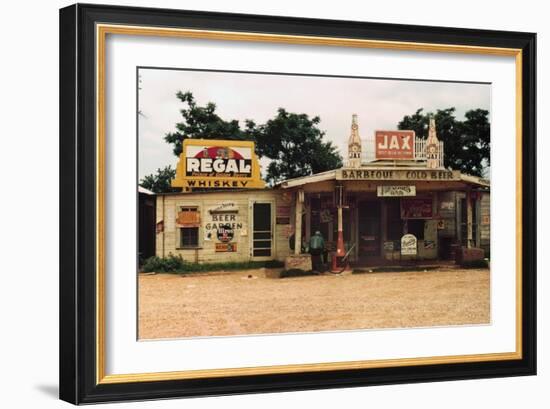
(466, 190), (473, 248)
(335, 184), (345, 257)
(336, 205), (344, 256)
(295, 189), (304, 255)
(380, 199), (388, 257)
(305, 195), (311, 242)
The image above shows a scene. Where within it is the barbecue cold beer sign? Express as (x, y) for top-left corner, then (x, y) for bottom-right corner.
(172, 139), (265, 190)
(375, 130), (415, 160)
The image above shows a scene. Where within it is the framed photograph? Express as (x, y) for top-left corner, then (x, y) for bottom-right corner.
(59, 3), (536, 404)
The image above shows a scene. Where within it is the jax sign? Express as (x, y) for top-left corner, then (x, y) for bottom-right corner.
(375, 130), (415, 160)
(171, 139), (266, 190)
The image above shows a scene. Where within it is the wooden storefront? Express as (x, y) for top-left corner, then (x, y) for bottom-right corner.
(155, 116), (490, 267)
(279, 169), (490, 265)
(155, 189), (293, 263)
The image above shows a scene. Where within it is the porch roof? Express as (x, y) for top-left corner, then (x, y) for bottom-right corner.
(277, 166), (490, 189)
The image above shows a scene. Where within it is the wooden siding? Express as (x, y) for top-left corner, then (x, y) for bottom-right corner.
(479, 191), (491, 251)
(156, 190), (292, 263)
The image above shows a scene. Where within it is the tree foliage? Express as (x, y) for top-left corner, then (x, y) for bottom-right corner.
(139, 165), (177, 193)
(398, 107), (490, 177)
(255, 108), (342, 184)
(163, 91), (342, 184)
(164, 91), (255, 157)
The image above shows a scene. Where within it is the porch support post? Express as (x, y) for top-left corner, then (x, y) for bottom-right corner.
(380, 199), (388, 257)
(295, 189), (304, 255)
(335, 183), (345, 257)
(305, 195), (311, 242)
(336, 206), (345, 257)
(466, 190), (473, 248)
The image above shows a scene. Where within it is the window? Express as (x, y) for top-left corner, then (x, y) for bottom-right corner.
(407, 219), (425, 240)
(310, 195), (332, 242)
(180, 227), (199, 248)
(177, 207), (200, 248)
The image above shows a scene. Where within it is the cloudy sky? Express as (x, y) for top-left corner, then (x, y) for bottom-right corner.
(138, 68), (490, 180)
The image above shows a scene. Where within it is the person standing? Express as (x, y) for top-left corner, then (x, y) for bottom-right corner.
(309, 230), (326, 272)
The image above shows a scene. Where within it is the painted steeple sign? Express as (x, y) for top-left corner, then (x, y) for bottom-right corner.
(347, 114), (362, 168)
(426, 117), (440, 169)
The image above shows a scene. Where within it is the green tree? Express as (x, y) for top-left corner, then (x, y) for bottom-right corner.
(398, 108), (490, 177)
(256, 108), (342, 184)
(164, 91), (254, 157)
(164, 91), (342, 184)
(139, 165), (177, 193)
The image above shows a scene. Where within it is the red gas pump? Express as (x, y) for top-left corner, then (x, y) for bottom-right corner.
(331, 185), (349, 273)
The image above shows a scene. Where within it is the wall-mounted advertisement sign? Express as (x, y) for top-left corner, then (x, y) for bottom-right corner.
(401, 197), (433, 219)
(401, 234), (417, 255)
(375, 130), (415, 160)
(176, 210), (200, 227)
(172, 139), (265, 190)
(205, 215), (243, 233)
(209, 202), (238, 213)
(320, 209), (333, 223)
(337, 168), (460, 181)
(215, 243), (237, 252)
(276, 206), (290, 217)
(155, 220), (164, 234)
(275, 205), (291, 225)
(217, 224), (234, 243)
(377, 185), (416, 197)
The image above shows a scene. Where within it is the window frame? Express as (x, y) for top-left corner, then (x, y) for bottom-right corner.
(176, 206), (202, 249)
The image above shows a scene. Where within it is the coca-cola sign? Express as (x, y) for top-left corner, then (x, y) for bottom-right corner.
(401, 197), (433, 219)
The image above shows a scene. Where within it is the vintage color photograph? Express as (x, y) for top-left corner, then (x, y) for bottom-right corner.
(137, 68), (491, 340)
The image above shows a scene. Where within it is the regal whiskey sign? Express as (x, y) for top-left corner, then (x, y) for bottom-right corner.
(172, 139), (265, 190)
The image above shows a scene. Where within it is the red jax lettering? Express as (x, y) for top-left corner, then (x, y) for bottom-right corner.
(375, 130), (415, 160)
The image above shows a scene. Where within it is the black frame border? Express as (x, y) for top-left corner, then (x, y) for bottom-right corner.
(59, 3), (536, 404)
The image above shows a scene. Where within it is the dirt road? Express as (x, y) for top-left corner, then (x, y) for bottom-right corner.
(138, 268), (490, 339)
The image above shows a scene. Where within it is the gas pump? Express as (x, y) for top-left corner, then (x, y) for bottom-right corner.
(331, 184), (350, 272)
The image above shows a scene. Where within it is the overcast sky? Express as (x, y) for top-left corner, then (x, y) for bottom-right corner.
(138, 68), (490, 179)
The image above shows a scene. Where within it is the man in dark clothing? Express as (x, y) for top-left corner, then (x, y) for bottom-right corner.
(309, 230), (326, 273)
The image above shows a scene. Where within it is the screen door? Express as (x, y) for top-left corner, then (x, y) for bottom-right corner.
(252, 202), (272, 257)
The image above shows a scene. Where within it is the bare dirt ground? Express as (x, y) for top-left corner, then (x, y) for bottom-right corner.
(138, 267), (490, 339)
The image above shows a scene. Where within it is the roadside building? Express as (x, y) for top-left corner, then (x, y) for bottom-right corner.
(154, 115), (490, 266)
(155, 188), (293, 263)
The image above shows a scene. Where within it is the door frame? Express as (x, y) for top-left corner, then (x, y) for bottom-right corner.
(357, 199), (382, 261)
(249, 199), (276, 260)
